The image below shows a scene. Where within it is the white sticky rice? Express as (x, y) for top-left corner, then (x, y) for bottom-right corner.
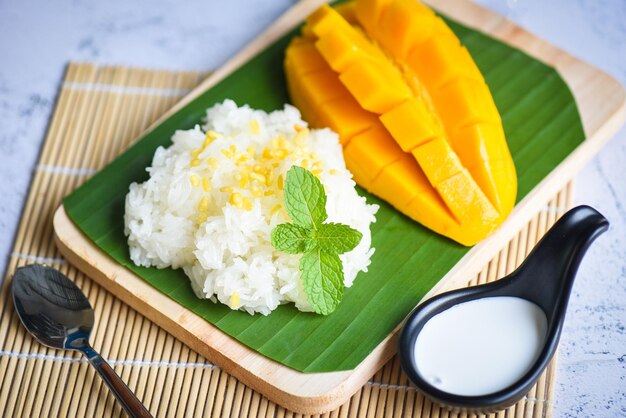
(124, 100), (378, 315)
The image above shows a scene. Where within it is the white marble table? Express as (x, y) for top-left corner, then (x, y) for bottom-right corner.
(1, 0), (624, 416)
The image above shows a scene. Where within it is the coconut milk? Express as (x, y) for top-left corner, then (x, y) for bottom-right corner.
(414, 296), (547, 396)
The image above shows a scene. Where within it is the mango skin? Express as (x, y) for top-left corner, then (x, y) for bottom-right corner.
(285, 0), (517, 246)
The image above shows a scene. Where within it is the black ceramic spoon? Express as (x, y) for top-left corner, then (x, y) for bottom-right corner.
(398, 205), (609, 413)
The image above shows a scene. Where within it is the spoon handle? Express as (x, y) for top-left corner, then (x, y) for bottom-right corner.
(80, 345), (153, 418)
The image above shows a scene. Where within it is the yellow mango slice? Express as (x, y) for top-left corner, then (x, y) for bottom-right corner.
(315, 25), (379, 72)
(370, 153), (431, 209)
(377, 0), (436, 60)
(298, 70), (351, 106)
(433, 78), (501, 131)
(308, 4), (354, 38)
(284, 0), (517, 245)
(284, 56), (321, 127)
(335, 1), (358, 23)
(433, 17), (460, 42)
(380, 98), (437, 152)
(340, 59), (412, 113)
(354, 0), (392, 37)
(316, 97), (378, 145)
(285, 40), (328, 75)
(343, 152), (373, 190)
(449, 122), (514, 213)
(405, 191), (459, 238)
(411, 137), (465, 185)
(406, 35), (483, 88)
(412, 138), (499, 228)
(343, 122), (404, 181)
(451, 122), (509, 162)
(436, 170), (500, 228)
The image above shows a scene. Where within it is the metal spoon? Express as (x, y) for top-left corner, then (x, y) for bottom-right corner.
(12, 264), (152, 418)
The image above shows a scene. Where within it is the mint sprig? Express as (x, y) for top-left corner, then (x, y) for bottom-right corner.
(283, 165), (327, 228)
(271, 166), (363, 315)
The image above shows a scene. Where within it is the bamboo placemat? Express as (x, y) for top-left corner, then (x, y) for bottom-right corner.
(0, 62), (567, 417)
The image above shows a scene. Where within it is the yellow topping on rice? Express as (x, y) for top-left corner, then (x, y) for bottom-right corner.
(249, 119), (260, 134)
(202, 177), (211, 192)
(270, 204), (282, 216)
(198, 197), (209, 212)
(190, 120), (325, 219)
(229, 192), (243, 207)
(196, 213), (208, 225)
(230, 292), (240, 308)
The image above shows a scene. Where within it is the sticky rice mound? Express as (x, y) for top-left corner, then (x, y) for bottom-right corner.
(124, 100), (378, 315)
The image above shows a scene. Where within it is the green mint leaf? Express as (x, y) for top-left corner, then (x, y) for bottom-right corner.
(314, 223), (363, 254)
(271, 223), (314, 254)
(283, 166), (327, 229)
(300, 249), (344, 315)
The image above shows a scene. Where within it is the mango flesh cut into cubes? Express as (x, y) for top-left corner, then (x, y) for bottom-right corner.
(380, 98), (437, 152)
(317, 97), (378, 145)
(377, 0), (435, 60)
(284, 0), (517, 246)
(343, 122), (403, 180)
(340, 59), (412, 113)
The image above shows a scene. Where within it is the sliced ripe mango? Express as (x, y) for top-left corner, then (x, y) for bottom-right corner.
(449, 122), (514, 212)
(411, 137), (465, 186)
(406, 35), (483, 88)
(284, 55), (321, 127)
(436, 169), (500, 228)
(285, 41), (329, 75)
(343, 122), (404, 181)
(370, 153), (431, 208)
(335, 1), (358, 23)
(406, 190), (459, 238)
(377, 0), (436, 60)
(380, 98), (437, 152)
(354, 0), (393, 37)
(308, 4), (356, 38)
(284, 0), (517, 246)
(315, 26), (379, 72)
(343, 152), (373, 190)
(432, 78), (501, 131)
(298, 70), (351, 106)
(340, 59), (412, 113)
(317, 97), (378, 145)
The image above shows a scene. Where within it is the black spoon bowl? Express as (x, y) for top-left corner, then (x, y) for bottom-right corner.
(398, 205), (609, 413)
(12, 264), (152, 418)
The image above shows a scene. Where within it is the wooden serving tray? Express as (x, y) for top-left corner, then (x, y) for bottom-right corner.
(54, 0), (625, 413)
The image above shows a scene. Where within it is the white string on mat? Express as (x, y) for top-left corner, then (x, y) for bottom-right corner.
(11, 253), (67, 265)
(366, 380), (551, 403)
(0, 350), (217, 369)
(0, 350), (550, 404)
(63, 81), (191, 98)
(36, 164), (97, 177)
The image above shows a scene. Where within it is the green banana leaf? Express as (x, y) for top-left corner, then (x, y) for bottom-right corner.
(64, 11), (584, 373)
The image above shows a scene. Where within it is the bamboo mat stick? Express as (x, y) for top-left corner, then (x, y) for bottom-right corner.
(0, 63), (569, 417)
